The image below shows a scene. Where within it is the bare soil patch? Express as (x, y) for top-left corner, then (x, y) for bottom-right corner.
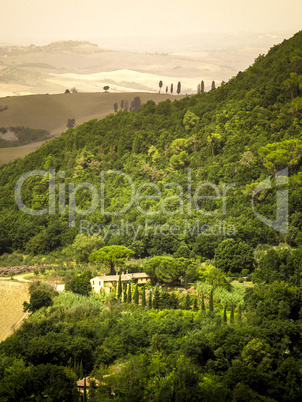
(0, 280), (29, 342)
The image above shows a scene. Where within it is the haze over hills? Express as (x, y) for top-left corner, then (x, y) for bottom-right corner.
(94, 30), (296, 52)
(0, 40), (235, 96)
(0, 31), (295, 97)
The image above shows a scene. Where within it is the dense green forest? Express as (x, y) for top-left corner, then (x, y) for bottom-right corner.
(0, 32), (302, 256)
(0, 31), (302, 400)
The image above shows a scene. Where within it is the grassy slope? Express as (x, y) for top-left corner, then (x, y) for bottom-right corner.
(0, 91), (179, 164)
(0, 279), (29, 342)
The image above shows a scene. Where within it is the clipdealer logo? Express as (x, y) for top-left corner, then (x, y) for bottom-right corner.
(251, 168), (288, 234)
(14, 168), (289, 235)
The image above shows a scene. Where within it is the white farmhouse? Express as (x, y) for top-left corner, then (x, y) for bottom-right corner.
(90, 272), (149, 292)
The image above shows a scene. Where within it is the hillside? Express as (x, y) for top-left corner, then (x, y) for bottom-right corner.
(0, 31), (302, 402)
(0, 91), (179, 164)
(0, 30), (301, 257)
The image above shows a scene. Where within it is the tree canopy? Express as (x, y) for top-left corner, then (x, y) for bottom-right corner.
(89, 245), (134, 274)
(23, 289), (53, 313)
(215, 239), (255, 274)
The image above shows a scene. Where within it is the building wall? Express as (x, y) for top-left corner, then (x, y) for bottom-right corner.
(91, 276), (149, 292)
(55, 284), (65, 292)
(91, 278), (104, 293)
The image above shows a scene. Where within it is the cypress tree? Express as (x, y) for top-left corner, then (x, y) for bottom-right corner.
(201, 296), (205, 311)
(170, 83), (173, 94)
(193, 297), (198, 312)
(238, 304), (242, 322)
(159, 80), (163, 93)
(132, 136), (140, 154)
(223, 304), (227, 323)
(73, 358), (77, 378)
(117, 274), (122, 300)
(209, 289), (214, 313)
(117, 138), (124, 160)
(177, 81), (181, 95)
(84, 377), (87, 402)
(230, 305), (234, 324)
(201, 80), (204, 93)
(148, 290), (152, 309)
(134, 284), (139, 304)
(80, 359), (83, 379)
(127, 281), (132, 303)
(131, 96), (141, 111)
(211, 80), (216, 90)
(153, 287), (160, 309)
(184, 294), (191, 310)
(111, 285), (116, 300)
(142, 286), (146, 307)
(170, 293), (179, 309)
(123, 285), (127, 302)
(159, 289), (170, 309)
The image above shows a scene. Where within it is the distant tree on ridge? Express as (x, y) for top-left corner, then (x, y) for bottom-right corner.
(159, 80), (163, 93)
(66, 118), (76, 128)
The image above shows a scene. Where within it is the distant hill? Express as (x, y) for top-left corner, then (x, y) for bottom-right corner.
(0, 91), (179, 164)
(0, 37), (289, 97)
(0, 40), (222, 96)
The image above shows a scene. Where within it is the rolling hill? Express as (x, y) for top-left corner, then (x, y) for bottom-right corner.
(0, 40), (227, 97)
(0, 35), (292, 98)
(0, 91), (180, 164)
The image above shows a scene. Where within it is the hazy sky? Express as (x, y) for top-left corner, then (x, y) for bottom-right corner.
(1, 0), (301, 44)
